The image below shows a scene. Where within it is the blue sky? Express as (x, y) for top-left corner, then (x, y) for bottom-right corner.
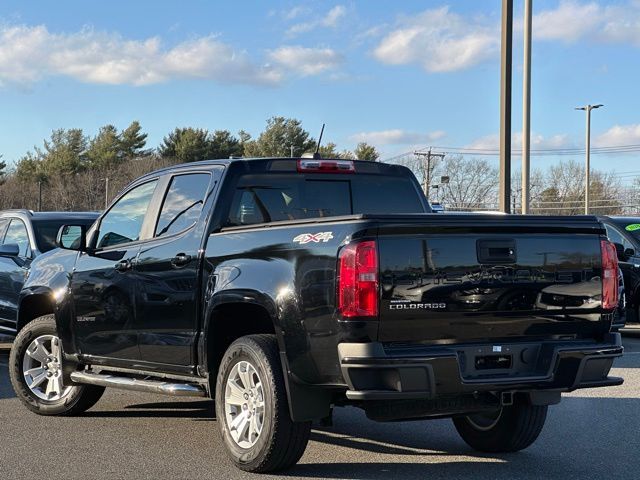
(1, 0), (639, 180)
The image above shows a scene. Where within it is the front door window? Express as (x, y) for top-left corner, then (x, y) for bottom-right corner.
(96, 180), (158, 249)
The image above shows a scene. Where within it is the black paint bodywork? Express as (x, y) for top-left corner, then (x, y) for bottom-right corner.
(18, 159), (623, 421)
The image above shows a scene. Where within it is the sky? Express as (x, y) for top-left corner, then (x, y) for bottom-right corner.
(1, 0), (639, 181)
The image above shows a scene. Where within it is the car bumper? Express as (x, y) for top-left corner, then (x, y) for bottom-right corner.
(338, 333), (624, 401)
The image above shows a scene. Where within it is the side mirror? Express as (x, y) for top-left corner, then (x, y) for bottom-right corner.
(612, 242), (634, 262)
(612, 243), (625, 261)
(0, 243), (20, 257)
(56, 225), (87, 251)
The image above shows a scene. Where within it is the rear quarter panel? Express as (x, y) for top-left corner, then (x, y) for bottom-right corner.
(203, 220), (374, 385)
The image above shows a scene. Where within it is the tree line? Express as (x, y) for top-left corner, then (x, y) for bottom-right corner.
(1, 116), (633, 216)
(0, 117), (380, 211)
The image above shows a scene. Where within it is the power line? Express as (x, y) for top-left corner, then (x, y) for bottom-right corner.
(385, 143), (640, 162)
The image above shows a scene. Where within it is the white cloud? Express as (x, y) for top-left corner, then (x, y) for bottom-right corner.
(595, 124), (640, 147)
(533, 1), (601, 42)
(0, 24), (345, 88)
(287, 5), (347, 36)
(467, 132), (573, 151)
(371, 2), (640, 74)
(283, 6), (311, 21)
(373, 7), (499, 73)
(323, 5), (347, 27)
(267, 46), (342, 76)
(350, 129), (446, 146)
(534, 1), (640, 46)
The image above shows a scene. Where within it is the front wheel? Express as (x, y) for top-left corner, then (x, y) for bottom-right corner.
(453, 400), (548, 453)
(9, 315), (105, 416)
(215, 334), (311, 473)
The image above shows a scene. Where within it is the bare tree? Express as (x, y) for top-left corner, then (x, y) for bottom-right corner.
(435, 155), (499, 210)
(532, 160), (622, 215)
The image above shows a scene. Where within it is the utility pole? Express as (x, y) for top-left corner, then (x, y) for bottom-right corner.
(38, 180), (42, 212)
(414, 149), (445, 201)
(290, 145), (294, 158)
(104, 177), (109, 209)
(521, 0), (532, 214)
(575, 104), (603, 214)
(499, 0), (513, 213)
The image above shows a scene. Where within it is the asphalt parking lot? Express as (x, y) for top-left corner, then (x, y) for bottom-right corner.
(1, 337), (640, 480)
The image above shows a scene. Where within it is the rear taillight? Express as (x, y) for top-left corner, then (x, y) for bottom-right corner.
(297, 159), (355, 173)
(601, 239), (619, 310)
(338, 240), (379, 318)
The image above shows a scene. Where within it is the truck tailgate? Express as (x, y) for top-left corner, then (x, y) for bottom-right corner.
(376, 214), (610, 344)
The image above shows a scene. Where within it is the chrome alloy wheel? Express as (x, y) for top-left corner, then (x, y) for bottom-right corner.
(22, 335), (72, 401)
(465, 408), (503, 431)
(224, 360), (265, 448)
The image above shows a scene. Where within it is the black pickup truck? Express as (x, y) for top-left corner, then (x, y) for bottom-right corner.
(9, 158), (623, 472)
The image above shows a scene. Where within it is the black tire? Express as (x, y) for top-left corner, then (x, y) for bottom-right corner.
(453, 400), (548, 453)
(215, 334), (311, 473)
(9, 315), (105, 416)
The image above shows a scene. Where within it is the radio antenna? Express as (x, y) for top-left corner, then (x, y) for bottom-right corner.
(313, 124), (325, 159)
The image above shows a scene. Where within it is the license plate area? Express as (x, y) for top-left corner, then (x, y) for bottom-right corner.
(457, 343), (545, 380)
(475, 354), (512, 370)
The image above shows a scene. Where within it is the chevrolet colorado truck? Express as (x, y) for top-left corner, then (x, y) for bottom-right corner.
(9, 158), (623, 472)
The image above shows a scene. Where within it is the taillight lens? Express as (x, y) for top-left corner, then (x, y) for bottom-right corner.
(601, 240), (619, 310)
(338, 240), (379, 318)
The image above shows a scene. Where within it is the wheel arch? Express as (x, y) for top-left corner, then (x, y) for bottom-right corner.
(200, 293), (279, 379)
(200, 292), (331, 422)
(17, 289), (56, 333)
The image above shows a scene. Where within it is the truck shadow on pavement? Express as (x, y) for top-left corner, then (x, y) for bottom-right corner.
(0, 351), (14, 400)
(82, 400), (216, 418)
(285, 461), (521, 480)
(283, 395), (640, 479)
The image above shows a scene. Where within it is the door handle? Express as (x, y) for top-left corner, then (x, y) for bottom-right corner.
(171, 253), (192, 267)
(114, 259), (132, 272)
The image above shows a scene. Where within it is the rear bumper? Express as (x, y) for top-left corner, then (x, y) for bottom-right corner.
(338, 333), (624, 401)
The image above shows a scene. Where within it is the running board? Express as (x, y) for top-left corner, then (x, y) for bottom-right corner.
(70, 371), (207, 397)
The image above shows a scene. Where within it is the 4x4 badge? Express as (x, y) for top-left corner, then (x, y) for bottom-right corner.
(293, 232), (334, 244)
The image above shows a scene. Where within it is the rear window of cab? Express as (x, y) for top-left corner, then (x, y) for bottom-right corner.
(226, 173), (426, 226)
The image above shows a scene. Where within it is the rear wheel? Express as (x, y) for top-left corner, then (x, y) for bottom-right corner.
(215, 334), (311, 473)
(453, 400), (548, 453)
(9, 315), (105, 416)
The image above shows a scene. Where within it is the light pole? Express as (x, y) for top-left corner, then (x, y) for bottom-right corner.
(499, 0), (513, 213)
(575, 104), (603, 214)
(521, 0), (532, 214)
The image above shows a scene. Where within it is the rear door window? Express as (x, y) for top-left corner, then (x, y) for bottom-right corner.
(155, 173), (211, 237)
